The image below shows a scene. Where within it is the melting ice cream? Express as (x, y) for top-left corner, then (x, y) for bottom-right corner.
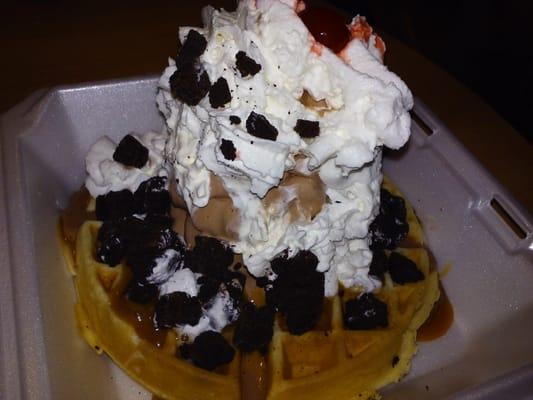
(155, 0), (413, 295)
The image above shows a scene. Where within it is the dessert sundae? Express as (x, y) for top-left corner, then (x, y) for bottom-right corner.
(59, 0), (441, 398)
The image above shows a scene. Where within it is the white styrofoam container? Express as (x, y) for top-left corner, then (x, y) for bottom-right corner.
(1, 77), (532, 399)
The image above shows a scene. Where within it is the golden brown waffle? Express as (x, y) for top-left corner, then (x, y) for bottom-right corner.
(63, 179), (439, 400)
(73, 221), (241, 400)
(268, 248), (438, 400)
(266, 178), (439, 399)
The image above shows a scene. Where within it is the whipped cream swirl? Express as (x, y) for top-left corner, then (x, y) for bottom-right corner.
(85, 132), (166, 197)
(156, 0), (412, 295)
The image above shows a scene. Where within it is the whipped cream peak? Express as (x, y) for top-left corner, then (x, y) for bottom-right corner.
(152, 0), (414, 294)
(85, 131), (167, 197)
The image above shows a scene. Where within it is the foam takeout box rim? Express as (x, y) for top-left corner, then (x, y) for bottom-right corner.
(1, 77), (532, 399)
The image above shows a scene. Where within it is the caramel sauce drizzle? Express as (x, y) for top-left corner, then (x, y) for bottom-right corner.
(59, 187), (169, 349)
(108, 267), (168, 349)
(61, 186), (454, 400)
(59, 187), (92, 256)
(241, 351), (268, 400)
(418, 283), (454, 342)
(241, 266), (268, 400)
(419, 251), (454, 341)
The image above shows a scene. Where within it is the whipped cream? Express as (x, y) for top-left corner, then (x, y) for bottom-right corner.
(147, 248), (240, 341)
(158, 271), (240, 340)
(158, 267), (198, 297)
(177, 289), (239, 340)
(147, 249), (184, 285)
(156, 0), (412, 295)
(85, 131), (166, 197)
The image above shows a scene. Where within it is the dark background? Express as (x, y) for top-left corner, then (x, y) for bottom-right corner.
(330, 0), (532, 141)
(1, 0), (532, 209)
(2, 0), (531, 141)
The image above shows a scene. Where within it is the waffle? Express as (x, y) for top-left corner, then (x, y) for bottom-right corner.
(266, 179), (439, 399)
(62, 179), (439, 400)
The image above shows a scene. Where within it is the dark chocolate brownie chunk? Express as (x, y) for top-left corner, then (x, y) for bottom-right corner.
(126, 248), (162, 283)
(186, 236), (234, 280)
(197, 276), (221, 304)
(246, 111), (278, 141)
(229, 115), (241, 125)
(169, 64), (211, 106)
(115, 215), (147, 240)
(126, 235), (184, 282)
(368, 249), (388, 281)
(96, 221), (127, 266)
(177, 30), (207, 63)
(96, 209), (185, 274)
(209, 77), (232, 108)
(95, 190), (135, 221)
(143, 214), (174, 230)
(96, 216), (144, 268)
(134, 248), (183, 285)
(224, 271), (245, 306)
(285, 295), (323, 335)
(369, 189), (409, 250)
(255, 276), (269, 288)
(134, 226), (184, 255)
(235, 51), (262, 77)
(220, 139), (237, 161)
(170, 30), (211, 105)
(294, 119), (320, 138)
(196, 269), (244, 309)
(112, 134), (149, 168)
(388, 252), (424, 284)
(233, 302), (275, 353)
(155, 292), (202, 328)
(180, 331), (235, 370)
(344, 293), (388, 330)
(124, 280), (158, 304)
(108, 216), (185, 285)
(266, 250), (324, 335)
(133, 176), (171, 216)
